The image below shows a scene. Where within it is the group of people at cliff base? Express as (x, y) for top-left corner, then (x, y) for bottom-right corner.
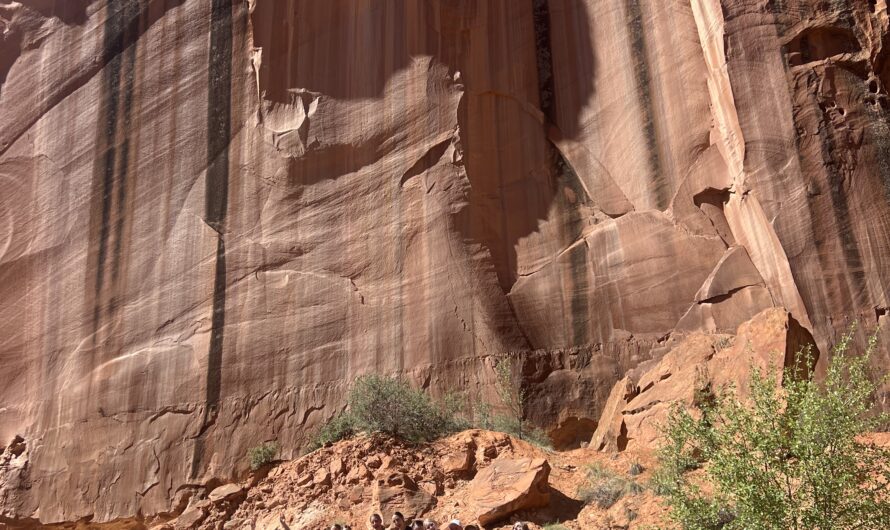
(321, 513), (532, 530)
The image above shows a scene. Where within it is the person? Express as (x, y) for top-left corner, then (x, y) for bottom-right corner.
(330, 526), (343, 530)
(447, 521), (462, 530)
(369, 514), (385, 530)
(390, 512), (407, 530)
(464, 526), (479, 530)
(423, 520), (438, 530)
(410, 521), (424, 530)
(512, 523), (530, 530)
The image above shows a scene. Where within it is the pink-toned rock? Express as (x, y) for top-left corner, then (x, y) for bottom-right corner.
(593, 308), (816, 451)
(313, 468), (331, 487)
(174, 503), (208, 530)
(590, 377), (637, 452)
(208, 483), (243, 503)
(468, 458), (551, 526)
(441, 439), (475, 477)
(329, 457), (344, 477)
(371, 472), (436, 519)
(1, 0), (889, 525)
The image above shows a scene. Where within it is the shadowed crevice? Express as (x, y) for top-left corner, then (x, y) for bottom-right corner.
(190, 0), (233, 480)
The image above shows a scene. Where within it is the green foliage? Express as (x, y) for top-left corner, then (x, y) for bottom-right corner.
(490, 414), (552, 449)
(656, 330), (890, 530)
(473, 400), (493, 431)
(247, 441), (278, 471)
(494, 355), (534, 442)
(629, 461), (646, 477)
(543, 523), (570, 530)
(310, 375), (468, 448)
(309, 411), (356, 450)
(578, 463), (644, 509)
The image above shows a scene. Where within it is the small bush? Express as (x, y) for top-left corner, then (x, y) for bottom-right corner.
(491, 414), (552, 449)
(629, 461), (645, 476)
(309, 411), (355, 449)
(657, 329), (890, 530)
(310, 375), (468, 447)
(578, 463), (644, 509)
(247, 441), (278, 471)
(473, 400), (493, 431)
(543, 523), (570, 530)
(348, 374), (467, 441)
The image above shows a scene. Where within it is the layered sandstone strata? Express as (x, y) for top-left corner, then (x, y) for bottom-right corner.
(1, 0), (889, 524)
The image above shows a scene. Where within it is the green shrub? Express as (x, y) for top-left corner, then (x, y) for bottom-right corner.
(473, 400), (494, 431)
(491, 414), (552, 449)
(348, 374), (466, 441)
(578, 463), (644, 509)
(309, 411), (356, 449)
(310, 375), (468, 447)
(629, 461), (645, 477)
(543, 523), (570, 530)
(494, 356), (530, 440)
(656, 330), (890, 530)
(247, 441), (278, 470)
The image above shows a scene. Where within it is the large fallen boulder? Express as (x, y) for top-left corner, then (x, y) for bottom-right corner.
(467, 458), (551, 526)
(371, 471), (437, 520)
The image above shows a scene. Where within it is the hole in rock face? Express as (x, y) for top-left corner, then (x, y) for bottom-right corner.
(785, 26), (860, 66)
(869, 0), (878, 14)
(869, 79), (880, 93)
(693, 187), (730, 209)
(548, 417), (597, 450)
(7, 435), (26, 457)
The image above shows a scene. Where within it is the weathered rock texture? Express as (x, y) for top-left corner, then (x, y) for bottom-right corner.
(1, 0), (890, 524)
(590, 308), (816, 452)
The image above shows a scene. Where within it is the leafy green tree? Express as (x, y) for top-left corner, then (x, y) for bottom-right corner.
(656, 330), (890, 530)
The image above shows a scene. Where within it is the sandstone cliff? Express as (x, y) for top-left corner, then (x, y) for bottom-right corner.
(2, 0), (890, 524)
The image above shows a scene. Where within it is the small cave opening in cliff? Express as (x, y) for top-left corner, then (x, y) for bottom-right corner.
(785, 26), (861, 67)
(6, 435), (26, 457)
(548, 416), (598, 450)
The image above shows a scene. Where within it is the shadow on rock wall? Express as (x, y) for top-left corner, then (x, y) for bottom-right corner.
(250, 0), (596, 321)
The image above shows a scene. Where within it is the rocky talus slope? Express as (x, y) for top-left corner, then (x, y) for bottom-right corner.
(2, 0), (890, 524)
(158, 430), (667, 530)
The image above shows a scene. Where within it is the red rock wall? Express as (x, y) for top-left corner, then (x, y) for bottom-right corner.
(1, 0), (888, 523)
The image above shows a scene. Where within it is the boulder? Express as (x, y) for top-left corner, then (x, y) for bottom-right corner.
(467, 458), (551, 526)
(208, 483), (244, 503)
(441, 437), (475, 477)
(174, 501), (209, 530)
(371, 472), (436, 519)
(313, 468), (331, 487)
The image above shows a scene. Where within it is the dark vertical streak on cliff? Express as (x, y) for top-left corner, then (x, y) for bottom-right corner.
(111, 1), (139, 292)
(92, 2), (123, 340)
(816, 104), (867, 305)
(191, 0), (232, 479)
(90, 0), (141, 344)
(532, 0), (590, 347)
(625, 0), (667, 210)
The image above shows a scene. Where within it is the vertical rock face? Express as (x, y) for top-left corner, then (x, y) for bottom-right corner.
(0, 0), (888, 523)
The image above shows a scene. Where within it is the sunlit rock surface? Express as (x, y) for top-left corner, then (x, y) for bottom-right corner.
(1, 0), (889, 523)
